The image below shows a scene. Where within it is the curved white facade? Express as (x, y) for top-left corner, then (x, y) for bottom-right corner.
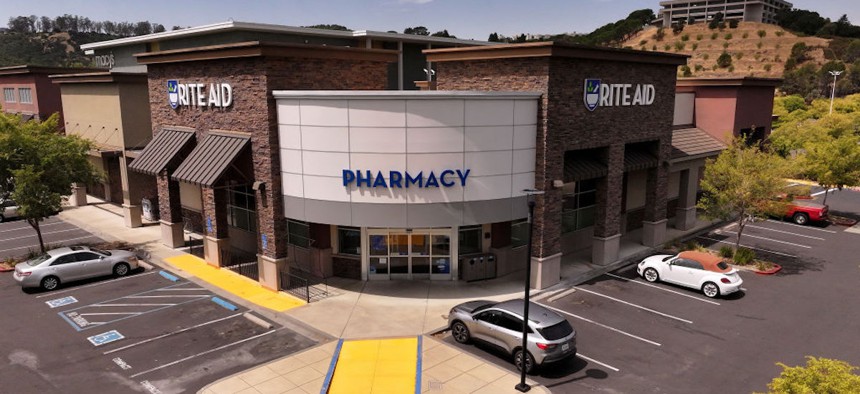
(274, 91), (540, 227)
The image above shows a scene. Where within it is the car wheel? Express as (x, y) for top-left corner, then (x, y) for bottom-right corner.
(793, 212), (809, 225)
(41, 276), (60, 291)
(643, 267), (660, 283)
(514, 348), (535, 374)
(451, 321), (471, 344)
(702, 282), (720, 298)
(113, 263), (130, 277)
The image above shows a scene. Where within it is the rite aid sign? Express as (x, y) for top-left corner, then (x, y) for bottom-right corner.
(583, 79), (655, 111)
(168, 80), (233, 109)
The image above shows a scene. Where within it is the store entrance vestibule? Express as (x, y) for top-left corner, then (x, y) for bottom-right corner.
(367, 228), (452, 280)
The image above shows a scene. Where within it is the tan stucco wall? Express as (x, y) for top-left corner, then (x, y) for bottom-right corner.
(118, 82), (153, 150)
(61, 84), (123, 149)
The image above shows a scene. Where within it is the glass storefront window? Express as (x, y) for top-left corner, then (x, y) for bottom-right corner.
(562, 179), (598, 233)
(511, 219), (529, 248)
(432, 235), (450, 256)
(337, 226), (360, 255)
(458, 225), (482, 255)
(288, 219), (310, 248)
(227, 185), (256, 233)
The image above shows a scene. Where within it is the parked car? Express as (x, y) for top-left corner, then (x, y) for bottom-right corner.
(13, 246), (139, 291)
(0, 199), (19, 222)
(637, 251), (743, 298)
(784, 199), (828, 225)
(447, 299), (576, 373)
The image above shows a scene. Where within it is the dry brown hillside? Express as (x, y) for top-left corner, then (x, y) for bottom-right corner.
(624, 22), (829, 78)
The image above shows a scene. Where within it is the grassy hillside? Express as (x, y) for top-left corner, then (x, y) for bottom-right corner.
(0, 30), (125, 68)
(624, 22), (829, 78)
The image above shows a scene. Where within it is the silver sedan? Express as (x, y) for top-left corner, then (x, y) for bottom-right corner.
(13, 246), (140, 291)
(447, 299), (576, 374)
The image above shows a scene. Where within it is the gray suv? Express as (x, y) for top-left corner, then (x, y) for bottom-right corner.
(447, 299), (576, 373)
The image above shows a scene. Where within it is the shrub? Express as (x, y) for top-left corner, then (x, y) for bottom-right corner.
(734, 247), (755, 265)
(696, 34), (703, 41)
(711, 32), (719, 40)
(652, 44), (658, 51)
(728, 65), (734, 72)
(682, 240), (703, 251)
(639, 39), (648, 46)
(723, 42), (729, 49)
(742, 32), (749, 39)
(681, 34), (690, 42)
(654, 27), (666, 41)
(764, 64), (772, 72)
(757, 29), (767, 38)
(674, 41), (685, 51)
(724, 33), (733, 40)
(754, 53), (761, 60)
(703, 53), (710, 60)
(695, 64), (704, 71)
(691, 43), (698, 50)
(681, 65), (692, 77)
(775, 44), (781, 50)
(729, 20), (739, 29)
(755, 261), (772, 271)
(757, 41), (763, 49)
(718, 245), (734, 258)
(664, 44), (671, 51)
(735, 52), (744, 60)
(775, 30), (785, 37)
(774, 54), (782, 62)
(767, 357), (860, 393)
(712, 64), (718, 71)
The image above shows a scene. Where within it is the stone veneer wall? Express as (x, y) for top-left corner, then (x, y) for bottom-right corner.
(436, 56), (676, 259)
(148, 55), (389, 260)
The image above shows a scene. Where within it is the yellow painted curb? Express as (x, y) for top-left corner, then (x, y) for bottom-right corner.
(163, 254), (305, 312)
(329, 337), (418, 394)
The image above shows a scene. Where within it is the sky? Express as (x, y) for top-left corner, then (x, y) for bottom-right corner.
(0, 0), (858, 41)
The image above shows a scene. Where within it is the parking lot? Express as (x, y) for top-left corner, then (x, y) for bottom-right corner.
(0, 218), (317, 394)
(0, 216), (102, 260)
(439, 189), (860, 393)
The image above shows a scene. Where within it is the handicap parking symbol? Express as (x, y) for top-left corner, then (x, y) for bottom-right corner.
(46, 296), (78, 308)
(87, 330), (125, 347)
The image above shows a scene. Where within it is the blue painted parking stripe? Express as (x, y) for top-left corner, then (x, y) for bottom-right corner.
(320, 339), (344, 394)
(211, 297), (238, 311)
(415, 336), (422, 394)
(159, 271), (180, 282)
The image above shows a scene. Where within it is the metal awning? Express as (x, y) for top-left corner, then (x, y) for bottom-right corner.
(129, 129), (195, 176)
(171, 132), (250, 187)
(670, 127), (727, 161)
(564, 158), (608, 182)
(624, 149), (659, 172)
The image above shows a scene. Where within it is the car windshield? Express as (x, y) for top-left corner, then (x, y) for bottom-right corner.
(537, 320), (573, 340)
(717, 261), (729, 270)
(90, 248), (111, 256)
(662, 255), (674, 262)
(26, 253), (52, 266)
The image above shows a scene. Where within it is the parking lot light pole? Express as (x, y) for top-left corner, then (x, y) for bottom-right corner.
(829, 70), (843, 115)
(516, 188), (544, 393)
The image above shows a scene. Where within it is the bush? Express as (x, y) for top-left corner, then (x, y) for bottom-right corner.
(764, 64), (772, 72)
(703, 53), (710, 60)
(652, 44), (657, 51)
(728, 65), (734, 72)
(654, 27), (666, 41)
(757, 29), (767, 38)
(729, 20), (739, 29)
(718, 245), (735, 258)
(757, 41), (763, 49)
(696, 34), (703, 41)
(712, 64), (719, 71)
(711, 32), (719, 40)
(691, 43), (698, 50)
(674, 41), (685, 51)
(681, 34), (690, 42)
(722, 42), (729, 49)
(735, 52), (744, 60)
(639, 39), (648, 46)
(734, 247), (756, 265)
(681, 65), (692, 77)
(695, 64), (704, 71)
(681, 240), (703, 251)
(767, 357), (860, 393)
(742, 32), (749, 39)
(664, 44), (671, 51)
(724, 33), (733, 40)
(775, 30), (785, 37)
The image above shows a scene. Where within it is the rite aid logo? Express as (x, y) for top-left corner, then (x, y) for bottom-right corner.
(167, 80), (233, 109)
(583, 78), (656, 111)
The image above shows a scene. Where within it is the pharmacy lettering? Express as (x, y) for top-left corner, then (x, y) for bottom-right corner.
(167, 80), (233, 109)
(583, 78), (655, 112)
(343, 169), (470, 188)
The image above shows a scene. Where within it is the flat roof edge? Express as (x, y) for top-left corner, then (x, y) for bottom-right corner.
(272, 90), (543, 99)
(425, 41), (688, 65)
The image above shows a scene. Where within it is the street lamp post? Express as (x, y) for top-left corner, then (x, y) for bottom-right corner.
(516, 188), (544, 393)
(829, 70), (843, 115)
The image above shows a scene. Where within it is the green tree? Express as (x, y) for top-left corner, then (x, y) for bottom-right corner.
(761, 357), (860, 394)
(0, 113), (100, 252)
(802, 133), (860, 204)
(403, 26), (429, 35)
(717, 52), (733, 68)
(698, 137), (787, 248)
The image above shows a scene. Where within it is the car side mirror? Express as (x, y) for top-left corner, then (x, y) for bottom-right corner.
(99, 256), (104, 260)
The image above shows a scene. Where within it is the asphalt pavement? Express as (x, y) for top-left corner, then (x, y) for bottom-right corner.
(0, 216), (101, 260)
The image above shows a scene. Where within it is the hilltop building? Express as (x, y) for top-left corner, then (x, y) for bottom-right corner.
(659, 0), (793, 27)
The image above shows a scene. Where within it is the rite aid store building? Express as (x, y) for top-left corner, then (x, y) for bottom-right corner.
(80, 24), (777, 291)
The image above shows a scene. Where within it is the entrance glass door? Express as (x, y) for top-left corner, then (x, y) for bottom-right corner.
(367, 229), (452, 280)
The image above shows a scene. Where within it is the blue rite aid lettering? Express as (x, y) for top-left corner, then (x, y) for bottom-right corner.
(342, 169), (471, 189)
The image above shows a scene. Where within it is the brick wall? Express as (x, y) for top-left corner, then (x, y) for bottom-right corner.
(436, 55), (676, 258)
(148, 55), (389, 259)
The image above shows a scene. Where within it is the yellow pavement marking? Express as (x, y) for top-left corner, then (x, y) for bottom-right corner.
(163, 254), (304, 312)
(329, 337), (418, 394)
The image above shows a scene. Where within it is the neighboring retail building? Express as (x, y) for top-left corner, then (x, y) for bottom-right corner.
(61, 22), (780, 292)
(0, 65), (97, 123)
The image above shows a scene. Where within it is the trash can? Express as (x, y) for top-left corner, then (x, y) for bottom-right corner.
(141, 198), (160, 221)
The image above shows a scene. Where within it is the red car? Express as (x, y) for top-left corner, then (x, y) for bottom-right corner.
(785, 199), (828, 225)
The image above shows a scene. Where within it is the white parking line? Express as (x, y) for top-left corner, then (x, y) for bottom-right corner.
(573, 287), (693, 324)
(129, 329), (279, 378)
(547, 288), (578, 303)
(80, 312), (142, 316)
(537, 302), (662, 347)
(744, 224), (825, 240)
(719, 231), (811, 249)
(696, 236), (797, 258)
(604, 273), (721, 306)
(811, 187), (838, 197)
(0, 234), (100, 254)
(2, 228), (85, 242)
(93, 304), (175, 307)
(765, 219), (837, 233)
(35, 271), (160, 298)
(103, 313), (243, 355)
(578, 353), (620, 372)
(154, 288), (205, 291)
(0, 221), (65, 233)
(125, 295), (209, 298)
